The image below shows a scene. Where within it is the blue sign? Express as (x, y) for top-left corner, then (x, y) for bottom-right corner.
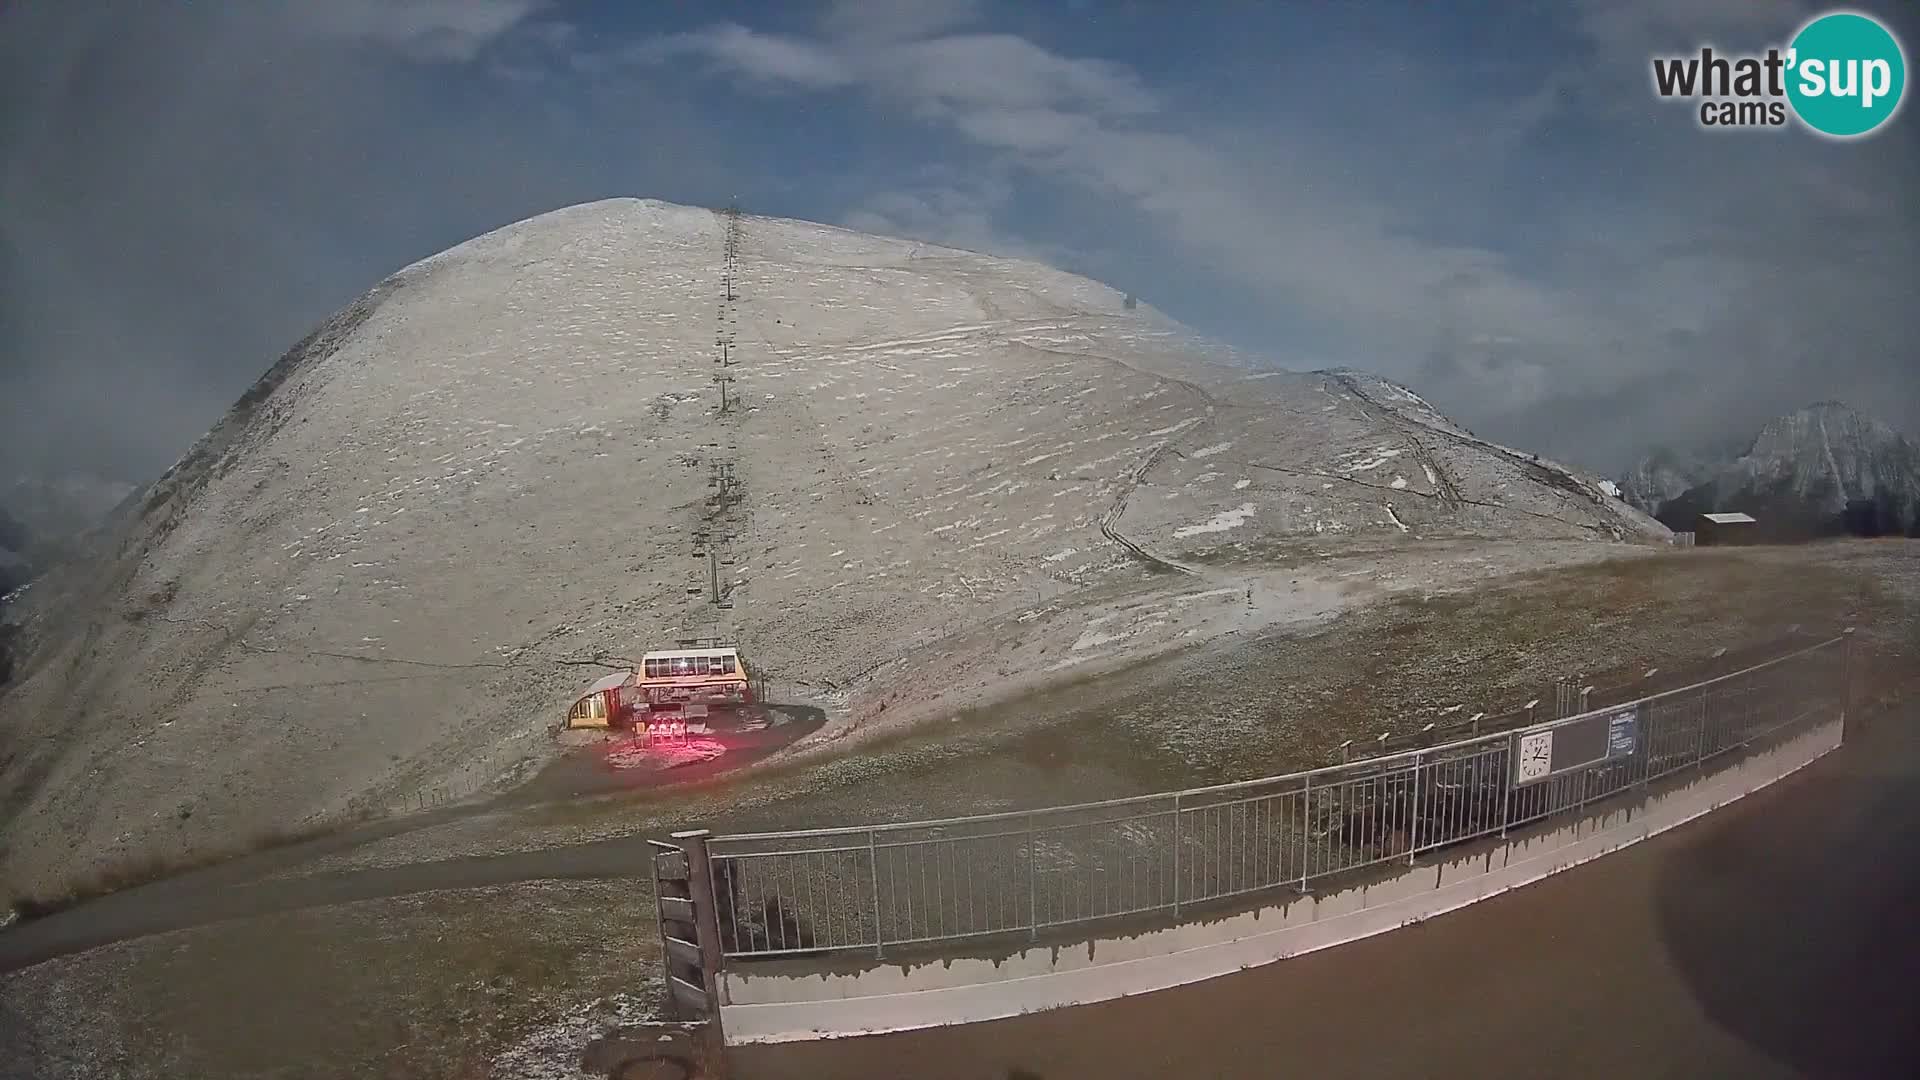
(1607, 708), (1639, 759)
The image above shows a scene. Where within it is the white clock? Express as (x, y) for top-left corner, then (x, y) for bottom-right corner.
(1517, 730), (1554, 784)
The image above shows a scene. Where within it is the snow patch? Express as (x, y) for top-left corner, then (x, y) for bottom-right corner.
(1145, 417), (1204, 438)
(1191, 442), (1233, 459)
(1173, 502), (1258, 538)
(1339, 447), (1407, 473)
(488, 993), (664, 1080)
(1072, 629), (1125, 652)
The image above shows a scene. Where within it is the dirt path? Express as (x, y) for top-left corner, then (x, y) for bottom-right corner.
(0, 832), (649, 973)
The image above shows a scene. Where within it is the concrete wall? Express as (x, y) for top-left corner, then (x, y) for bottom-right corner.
(720, 719), (1842, 1044)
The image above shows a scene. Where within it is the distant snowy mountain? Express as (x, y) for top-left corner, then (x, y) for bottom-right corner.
(0, 471), (136, 601)
(1617, 448), (1715, 517)
(0, 544), (27, 598)
(3, 472), (137, 544)
(0, 500), (38, 601)
(1622, 402), (1920, 537)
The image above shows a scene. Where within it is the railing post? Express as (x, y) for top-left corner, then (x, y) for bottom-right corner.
(1740, 665), (1757, 748)
(1638, 704), (1652, 788)
(1408, 753), (1422, 864)
(1171, 793), (1183, 917)
(669, 829), (728, 1067)
(868, 828), (884, 959)
(1297, 775), (1311, 893)
(1840, 627), (1855, 739)
(1026, 812), (1039, 940)
(1696, 686), (1710, 768)
(1499, 736), (1513, 839)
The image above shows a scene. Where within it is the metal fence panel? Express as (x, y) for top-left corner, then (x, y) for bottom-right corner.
(702, 636), (1846, 960)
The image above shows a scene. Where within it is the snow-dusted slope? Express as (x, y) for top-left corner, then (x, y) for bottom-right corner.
(0, 199), (1667, 892)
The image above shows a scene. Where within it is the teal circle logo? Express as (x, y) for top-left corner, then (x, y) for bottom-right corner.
(1786, 11), (1907, 137)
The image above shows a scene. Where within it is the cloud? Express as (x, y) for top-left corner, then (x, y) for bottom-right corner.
(626, 17), (1585, 352)
(632, 23), (854, 89)
(838, 171), (1072, 264)
(625, 3), (1917, 469)
(289, 0), (551, 63)
(0, 0), (730, 482)
(819, 0), (983, 43)
(2, 0), (1913, 488)
(871, 35), (1156, 116)
(632, 23), (1153, 118)
(1577, 0), (1815, 58)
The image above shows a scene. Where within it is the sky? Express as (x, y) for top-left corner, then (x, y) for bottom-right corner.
(1, 0), (1915, 485)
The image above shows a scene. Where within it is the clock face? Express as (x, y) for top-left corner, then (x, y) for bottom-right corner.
(1517, 730), (1554, 783)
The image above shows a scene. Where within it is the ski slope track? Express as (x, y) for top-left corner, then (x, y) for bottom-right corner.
(0, 199), (1667, 896)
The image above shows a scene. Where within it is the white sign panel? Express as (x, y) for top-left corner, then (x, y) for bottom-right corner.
(1516, 729), (1555, 785)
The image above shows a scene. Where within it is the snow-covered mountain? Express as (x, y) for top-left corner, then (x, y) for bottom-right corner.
(0, 198), (1668, 892)
(1623, 402), (1920, 537)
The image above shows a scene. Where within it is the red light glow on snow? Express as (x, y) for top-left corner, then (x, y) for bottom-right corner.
(604, 729), (729, 770)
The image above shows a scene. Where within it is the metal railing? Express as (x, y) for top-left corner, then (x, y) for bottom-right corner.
(702, 634), (1848, 960)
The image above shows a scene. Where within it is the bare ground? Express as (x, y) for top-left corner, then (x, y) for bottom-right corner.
(270, 540), (1915, 881)
(0, 881), (657, 1080)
